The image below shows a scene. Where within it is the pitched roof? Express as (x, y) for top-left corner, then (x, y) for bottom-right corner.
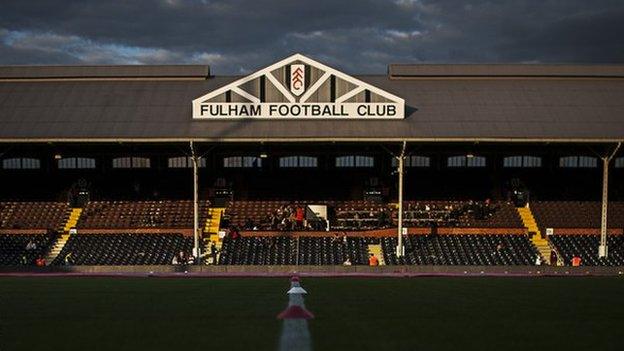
(0, 65), (209, 79)
(0, 64), (623, 142)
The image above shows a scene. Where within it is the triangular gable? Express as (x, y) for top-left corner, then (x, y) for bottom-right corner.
(192, 53), (404, 119)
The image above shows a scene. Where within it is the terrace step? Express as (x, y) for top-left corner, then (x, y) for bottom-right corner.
(44, 233), (71, 265)
(517, 206), (562, 265)
(203, 207), (225, 264)
(63, 208), (83, 232)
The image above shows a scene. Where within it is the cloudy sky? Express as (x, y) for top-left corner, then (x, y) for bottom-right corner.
(1, 0), (623, 74)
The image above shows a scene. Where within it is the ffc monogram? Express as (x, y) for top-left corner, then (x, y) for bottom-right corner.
(290, 64), (305, 96)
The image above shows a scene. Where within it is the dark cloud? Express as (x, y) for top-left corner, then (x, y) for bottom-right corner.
(0, 0), (623, 74)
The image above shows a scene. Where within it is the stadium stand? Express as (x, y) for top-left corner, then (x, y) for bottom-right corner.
(218, 235), (369, 265)
(381, 234), (539, 266)
(550, 234), (624, 266)
(531, 201), (624, 231)
(0, 199), (621, 267)
(224, 200), (522, 232)
(394, 201), (523, 228)
(0, 234), (55, 265)
(0, 201), (70, 230)
(529, 201), (624, 266)
(52, 233), (193, 265)
(77, 200), (210, 229)
(218, 236), (295, 265)
(1, 59), (624, 273)
(333, 201), (391, 230)
(224, 200), (330, 231)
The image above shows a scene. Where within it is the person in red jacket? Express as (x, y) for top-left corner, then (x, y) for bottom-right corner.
(295, 207), (305, 230)
(369, 253), (379, 266)
(571, 255), (582, 267)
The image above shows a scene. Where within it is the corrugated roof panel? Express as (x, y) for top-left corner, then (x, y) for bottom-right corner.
(0, 71), (623, 141)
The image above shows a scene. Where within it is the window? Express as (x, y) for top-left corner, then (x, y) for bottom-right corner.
(391, 155), (430, 168)
(355, 156), (374, 167)
(223, 156), (262, 168)
(167, 156), (206, 168)
(279, 156), (318, 168)
(615, 157), (624, 168)
(336, 155), (374, 168)
(112, 157), (151, 169)
(503, 156), (542, 168)
(447, 155), (486, 168)
(2, 158), (40, 170)
(447, 156), (466, 168)
(336, 156), (354, 167)
(58, 157), (96, 169)
(559, 156), (597, 168)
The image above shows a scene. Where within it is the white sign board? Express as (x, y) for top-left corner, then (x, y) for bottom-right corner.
(192, 54), (405, 120)
(194, 103), (399, 119)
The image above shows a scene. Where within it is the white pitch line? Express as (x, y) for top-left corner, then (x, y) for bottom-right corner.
(278, 280), (312, 351)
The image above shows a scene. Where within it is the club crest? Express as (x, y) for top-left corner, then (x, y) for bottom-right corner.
(290, 64), (305, 96)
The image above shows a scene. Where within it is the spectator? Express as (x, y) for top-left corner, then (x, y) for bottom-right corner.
(343, 257), (352, 266)
(295, 207), (305, 230)
(25, 240), (37, 251)
(535, 255), (542, 266)
(171, 255), (179, 265)
(243, 218), (254, 230)
(377, 209), (387, 228)
(332, 233), (341, 244)
(64, 253), (73, 265)
(271, 214), (279, 230)
(35, 256), (46, 267)
(571, 255), (582, 267)
(496, 243), (504, 253)
(210, 241), (218, 265)
(550, 250), (558, 266)
(368, 253), (379, 266)
(229, 227), (240, 240)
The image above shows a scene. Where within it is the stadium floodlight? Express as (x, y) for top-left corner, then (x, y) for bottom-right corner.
(54, 154), (62, 160)
(260, 153), (268, 158)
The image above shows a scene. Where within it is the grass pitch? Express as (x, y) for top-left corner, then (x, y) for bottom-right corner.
(1, 276), (623, 351)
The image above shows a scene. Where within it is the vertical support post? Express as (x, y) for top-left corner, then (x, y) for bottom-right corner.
(396, 141), (407, 258)
(599, 142), (621, 259)
(296, 236), (300, 266)
(190, 141), (200, 264)
(599, 157), (609, 259)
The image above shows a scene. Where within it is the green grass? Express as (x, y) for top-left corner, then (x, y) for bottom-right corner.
(1, 276), (623, 351)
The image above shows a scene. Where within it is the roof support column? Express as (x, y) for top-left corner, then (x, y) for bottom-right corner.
(396, 141), (407, 258)
(190, 141), (200, 264)
(599, 142), (621, 259)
